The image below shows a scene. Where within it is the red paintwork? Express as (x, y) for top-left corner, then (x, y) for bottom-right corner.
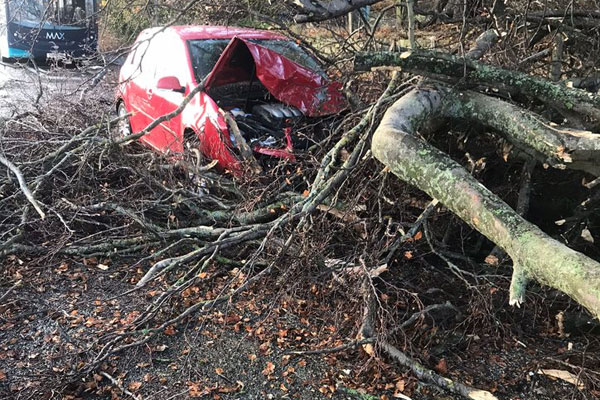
(117, 25), (347, 175)
(205, 38), (347, 117)
(169, 25), (289, 41)
(253, 127), (296, 161)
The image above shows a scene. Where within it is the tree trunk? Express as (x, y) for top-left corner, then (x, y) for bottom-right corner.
(371, 87), (600, 318)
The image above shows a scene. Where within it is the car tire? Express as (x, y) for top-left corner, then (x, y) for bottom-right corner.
(115, 102), (132, 140)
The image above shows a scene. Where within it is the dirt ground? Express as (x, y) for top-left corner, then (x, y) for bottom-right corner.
(1, 250), (600, 400)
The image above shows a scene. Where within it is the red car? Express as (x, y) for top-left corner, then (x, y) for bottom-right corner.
(116, 25), (347, 174)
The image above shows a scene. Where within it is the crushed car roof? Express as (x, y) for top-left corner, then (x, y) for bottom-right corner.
(165, 25), (289, 41)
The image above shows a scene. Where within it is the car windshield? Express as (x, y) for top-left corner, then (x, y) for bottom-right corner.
(8, 0), (93, 27)
(187, 38), (325, 81)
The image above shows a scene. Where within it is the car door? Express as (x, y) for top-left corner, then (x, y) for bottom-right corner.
(146, 34), (189, 154)
(121, 37), (152, 134)
(134, 34), (173, 152)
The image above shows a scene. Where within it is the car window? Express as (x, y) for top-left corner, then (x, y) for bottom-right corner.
(187, 39), (230, 81)
(187, 38), (325, 82)
(154, 36), (189, 86)
(140, 38), (160, 82)
(122, 37), (151, 82)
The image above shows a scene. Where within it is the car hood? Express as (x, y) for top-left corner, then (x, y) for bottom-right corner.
(204, 37), (347, 117)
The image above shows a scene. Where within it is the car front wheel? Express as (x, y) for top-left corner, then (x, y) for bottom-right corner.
(115, 102), (132, 140)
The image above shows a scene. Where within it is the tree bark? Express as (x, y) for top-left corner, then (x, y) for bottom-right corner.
(371, 87), (600, 318)
(292, 0), (382, 23)
(441, 89), (600, 176)
(354, 49), (600, 121)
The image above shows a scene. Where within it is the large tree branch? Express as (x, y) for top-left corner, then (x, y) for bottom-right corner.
(355, 48), (600, 121)
(371, 86), (600, 318)
(292, 0), (383, 23)
(441, 89), (600, 176)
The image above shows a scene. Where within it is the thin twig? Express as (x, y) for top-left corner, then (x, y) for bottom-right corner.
(0, 155), (46, 219)
(0, 280), (22, 304)
(99, 371), (143, 400)
(285, 338), (374, 355)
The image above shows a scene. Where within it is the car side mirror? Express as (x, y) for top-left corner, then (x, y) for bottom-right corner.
(157, 76), (185, 94)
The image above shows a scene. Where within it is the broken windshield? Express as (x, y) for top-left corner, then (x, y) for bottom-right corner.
(8, 0), (94, 27)
(188, 38), (325, 81)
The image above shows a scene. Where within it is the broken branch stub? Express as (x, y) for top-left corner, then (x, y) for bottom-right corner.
(371, 87), (600, 318)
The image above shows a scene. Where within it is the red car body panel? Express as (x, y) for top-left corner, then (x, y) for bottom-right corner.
(117, 25), (347, 174)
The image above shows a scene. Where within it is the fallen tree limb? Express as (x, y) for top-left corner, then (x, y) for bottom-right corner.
(358, 272), (496, 399)
(0, 154), (46, 219)
(372, 87), (600, 318)
(292, 0), (382, 23)
(441, 89), (600, 176)
(355, 48), (600, 121)
(285, 338), (374, 355)
(380, 341), (498, 400)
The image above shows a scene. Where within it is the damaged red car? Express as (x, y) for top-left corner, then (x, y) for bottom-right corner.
(116, 25), (347, 174)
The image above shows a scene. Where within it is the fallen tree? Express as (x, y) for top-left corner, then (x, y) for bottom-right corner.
(353, 35), (600, 317)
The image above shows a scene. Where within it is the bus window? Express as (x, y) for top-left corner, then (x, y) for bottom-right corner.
(7, 0), (94, 27)
(7, 0), (44, 25)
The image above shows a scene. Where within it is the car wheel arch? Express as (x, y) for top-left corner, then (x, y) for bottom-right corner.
(116, 98), (126, 114)
(183, 127), (200, 141)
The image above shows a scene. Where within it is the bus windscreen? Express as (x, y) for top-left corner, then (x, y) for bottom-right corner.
(8, 0), (94, 28)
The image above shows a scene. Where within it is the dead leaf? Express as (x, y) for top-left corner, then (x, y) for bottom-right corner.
(164, 325), (176, 336)
(128, 381), (142, 391)
(435, 358), (448, 375)
(467, 390), (499, 400)
(262, 361), (275, 376)
(369, 264), (388, 277)
(155, 344), (168, 352)
(484, 255), (499, 266)
(0, 370), (5, 381)
(188, 382), (211, 397)
(537, 369), (585, 389)
(395, 378), (405, 392)
(96, 263), (109, 271)
(581, 227), (594, 243)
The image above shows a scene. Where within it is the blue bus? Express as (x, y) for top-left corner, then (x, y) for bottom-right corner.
(0, 0), (98, 61)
